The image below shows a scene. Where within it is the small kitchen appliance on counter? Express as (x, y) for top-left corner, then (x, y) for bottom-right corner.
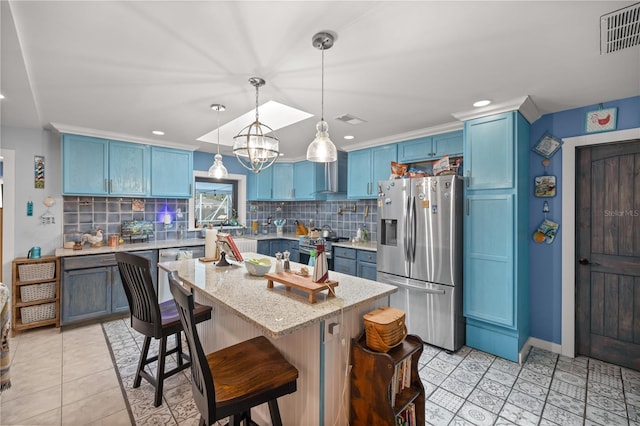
(377, 175), (464, 352)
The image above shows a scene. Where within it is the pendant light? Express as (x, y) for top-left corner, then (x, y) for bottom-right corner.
(232, 77), (279, 174)
(306, 31), (338, 163)
(208, 104), (229, 179)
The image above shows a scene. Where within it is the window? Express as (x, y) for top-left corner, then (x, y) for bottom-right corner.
(193, 177), (238, 227)
(189, 171), (247, 230)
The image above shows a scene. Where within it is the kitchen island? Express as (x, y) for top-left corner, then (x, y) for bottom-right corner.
(159, 252), (396, 425)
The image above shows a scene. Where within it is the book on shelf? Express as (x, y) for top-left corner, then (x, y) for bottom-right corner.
(396, 402), (416, 426)
(389, 357), (412, 408)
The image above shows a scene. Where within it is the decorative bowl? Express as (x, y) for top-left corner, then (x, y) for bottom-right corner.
(244, 258), (272, 276)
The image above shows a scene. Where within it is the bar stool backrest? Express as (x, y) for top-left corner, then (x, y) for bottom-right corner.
(116, 252), (162, 338)
(168, 271), (216, 425)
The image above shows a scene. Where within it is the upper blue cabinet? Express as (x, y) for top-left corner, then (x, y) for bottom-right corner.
(62, 134), (192, 198)
(62, 134), (110, 195)
(150, 146), (193, 198)
(397, 130), (463, 163)
(347, 144), (397, 199)
(247, 160), (329, 201)
(62, 134), (149, 197)
(109, 141), (150, 196)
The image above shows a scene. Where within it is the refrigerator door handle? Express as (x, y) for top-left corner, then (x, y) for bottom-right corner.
(411, 195), (417, 261)
(404, 194), (411, 260)
(422, 288), (446, 295)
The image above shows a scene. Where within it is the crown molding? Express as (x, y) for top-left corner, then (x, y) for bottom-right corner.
(48, 123), (197, 151)
(451, 95), (541, 124)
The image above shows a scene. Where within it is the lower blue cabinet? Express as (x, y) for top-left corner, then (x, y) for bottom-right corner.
(61, 250), (157, 325)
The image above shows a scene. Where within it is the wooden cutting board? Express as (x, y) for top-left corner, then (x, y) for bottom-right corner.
(265, 272), (338, 304)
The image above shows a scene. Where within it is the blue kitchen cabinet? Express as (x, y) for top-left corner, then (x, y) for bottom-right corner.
(348, 144), (397, 199)
(246, 166), (274, 201)
(256, 240), (270, 255)
(333, 247), (357, 276)
(462, 111), (529, 362)
(432, 130), (463, 158)
(61, 250), (157, 325)
(62, 134), (110, 195)
(150, 146), (193, 198)
(272, 163), (294, 200)
(109, 141), (150, 196)
(397, 131), (463, 163)
(356, 250), (377, 281)
(293, 161), (321, 200)
(62, 266), (111, 324)
(397, 136), (432, 163)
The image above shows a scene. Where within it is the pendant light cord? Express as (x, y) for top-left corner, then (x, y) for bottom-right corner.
(321, 44), (325, 122)
(216, 109), (221, 155)
(255, 83), (260, 122)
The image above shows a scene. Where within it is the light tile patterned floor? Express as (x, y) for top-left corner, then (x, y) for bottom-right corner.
(418, 344), (640, 426)
(3, 320), (640, 426)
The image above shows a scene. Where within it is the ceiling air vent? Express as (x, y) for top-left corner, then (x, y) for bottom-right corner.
(335, 114), (367, 125)
(601, 2), (640, 54)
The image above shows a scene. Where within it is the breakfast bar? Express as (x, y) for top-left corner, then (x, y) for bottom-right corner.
(159, 252), (396, 425)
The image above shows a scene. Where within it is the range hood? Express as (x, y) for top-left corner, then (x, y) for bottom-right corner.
(317, 150), (348, 195)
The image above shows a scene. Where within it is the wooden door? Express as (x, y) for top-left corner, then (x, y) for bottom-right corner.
(576, 139), (640, 370)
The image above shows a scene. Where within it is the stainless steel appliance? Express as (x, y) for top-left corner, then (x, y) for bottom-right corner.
(377, 175), (464, 351)
(298, 237), (334, 270)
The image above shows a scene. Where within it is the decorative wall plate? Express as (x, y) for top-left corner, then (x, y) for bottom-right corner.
(585, 107), (617, 133)
(532, 133), (563, 159)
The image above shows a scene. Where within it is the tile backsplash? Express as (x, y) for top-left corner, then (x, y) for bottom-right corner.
(63, 196), (190, 241)
(62, 196), (378, 243)
(245, 199), (378, 241)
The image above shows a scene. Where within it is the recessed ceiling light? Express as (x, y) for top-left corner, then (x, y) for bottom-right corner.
(0, 94), (5, 99)
(152, 130), (165, 136)
(344, 135), (355, 140)
(473, 99), (491, 107)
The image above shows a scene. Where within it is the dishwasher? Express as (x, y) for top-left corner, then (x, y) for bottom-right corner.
(157, 246), (204, 303)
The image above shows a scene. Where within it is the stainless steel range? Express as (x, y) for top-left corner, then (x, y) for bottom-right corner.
(298, 237), (334, 269)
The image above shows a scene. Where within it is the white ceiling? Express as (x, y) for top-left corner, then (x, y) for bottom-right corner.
(2, 1), (639, 161)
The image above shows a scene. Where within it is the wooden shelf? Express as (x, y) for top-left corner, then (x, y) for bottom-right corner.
(11, 256), (61, 336)
(350, 332), (425, 425)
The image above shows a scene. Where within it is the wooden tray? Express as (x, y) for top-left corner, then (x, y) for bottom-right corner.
(265, 272), (338, 304)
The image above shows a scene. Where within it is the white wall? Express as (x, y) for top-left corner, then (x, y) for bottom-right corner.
(1, 127), (63, 265)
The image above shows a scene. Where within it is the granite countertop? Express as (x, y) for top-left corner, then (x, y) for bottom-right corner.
(159, 252), (395, 338)
(55, 238), (215, 257)
(54, 232), (377, 257)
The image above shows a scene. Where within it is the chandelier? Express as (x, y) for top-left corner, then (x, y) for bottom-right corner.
(232, 77), (279, 173)
(306, 31), (338, 163)
(208, 103), (229, 179)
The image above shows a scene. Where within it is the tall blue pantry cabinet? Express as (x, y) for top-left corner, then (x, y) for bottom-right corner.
(462, 111), (530, 362)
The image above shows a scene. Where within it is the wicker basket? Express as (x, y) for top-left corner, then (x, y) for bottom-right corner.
(20, 303), (56, 324)
(18, 262), (55, 282)
(363, 306), (407, 353)
(20, 282), (56, 302)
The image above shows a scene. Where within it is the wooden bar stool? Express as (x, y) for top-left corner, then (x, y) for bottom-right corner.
(116, 252), (212, 407)
(168, 272), (298, 426)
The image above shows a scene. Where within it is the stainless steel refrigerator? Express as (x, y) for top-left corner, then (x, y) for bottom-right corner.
(377, 175), (464, 351)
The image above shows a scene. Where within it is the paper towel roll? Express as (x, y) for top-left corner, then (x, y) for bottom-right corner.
(205, 229), (218, 259)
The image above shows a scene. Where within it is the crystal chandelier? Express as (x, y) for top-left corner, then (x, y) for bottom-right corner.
(306, 31), (338, 163)
(208, 103), (229, 179)
(233, 77), (279, 173)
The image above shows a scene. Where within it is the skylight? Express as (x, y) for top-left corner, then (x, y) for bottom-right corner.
(197, 100), (313, 146)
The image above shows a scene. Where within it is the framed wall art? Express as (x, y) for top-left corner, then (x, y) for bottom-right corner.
(534, 175), (556, 197)
(532, 133), (563, 159)
(34, 155), (45, 188)
(585, 107), (617, 133)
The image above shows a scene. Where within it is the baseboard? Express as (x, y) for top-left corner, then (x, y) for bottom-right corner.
(520, 336), (563, 364)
